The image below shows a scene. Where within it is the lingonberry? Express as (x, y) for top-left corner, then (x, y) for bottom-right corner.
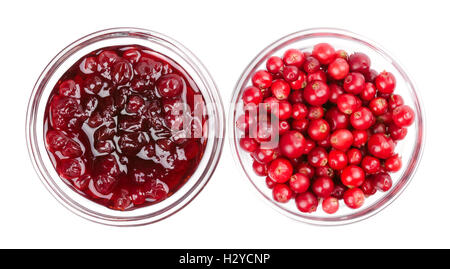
(312, 43), (336, 64)
(375, 71), (396, 94)
(330, 129), (353, 151)
(347, 148), (363, 165)
(369, 97), (388, 116)
(271, 80), (291, 100)
(303, 80), (330, 106)
(343, 72), (365, 95)
(368, 134), (395, 159)
(343, 188), (365, 209)
(266, 56), (284, 74)
(337, 94), (359, 114)
(291, 103), (308, 120)
(252, 160), (268, 176)
(242, 86), (263, 105)
(283, 49), (305, 67)
(279, 130), (306, 159)
(388, 94), (404, 110)
(252, 70), (273, 89)
(348, 52), (371, 73)
(308, 119), (330, 141)
(329, 83), (345, 103)
(392, 105), (415, 127)
(360, 155), (381, 174)
(307, 106), (325, 120)
(295, 192), (318, 213)
(308, 147), (328, 167)
(328, 58), (349, 80)
(298, 162), (315, 179)
(372, 173), (393, 192)
(289, 173), (310, 193)
(341, 165), (365, 188)
(360, 82), (377, 101)
(282, 65), (300, 82)
(328, 149), (348, 170)
(361, 178), (377, 196)
(385, 154), (402, 172)
(352, 129), (369, 148)
(272, 184), (293, 203)
(237, 45), (414, 214)
(312, 176), (334, 198)
(322, 197), (339, 214)
(350, 107), (375, 130)
(325, 107), (349, 131)
(268, 158), (294, 183)
(303, 56), (321, 74)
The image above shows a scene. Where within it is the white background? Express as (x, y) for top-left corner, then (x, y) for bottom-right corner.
(0, 0), (449, 249)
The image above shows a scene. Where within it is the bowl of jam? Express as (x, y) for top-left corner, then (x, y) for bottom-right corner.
(26, 28), (225, 226)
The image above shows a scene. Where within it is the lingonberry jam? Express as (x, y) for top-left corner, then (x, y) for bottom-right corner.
(44, 45), (207, 211)
(237, 43), (416, 214)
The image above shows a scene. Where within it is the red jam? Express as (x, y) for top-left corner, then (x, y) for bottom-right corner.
(44, 45), (207, 211)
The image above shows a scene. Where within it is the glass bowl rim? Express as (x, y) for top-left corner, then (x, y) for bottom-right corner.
(26, 27), (226, 226)
(229, 27), (426, 226)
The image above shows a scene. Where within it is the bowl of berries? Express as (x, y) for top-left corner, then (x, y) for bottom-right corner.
(230, 28), (424, 225)
(26, 28), (225, 226)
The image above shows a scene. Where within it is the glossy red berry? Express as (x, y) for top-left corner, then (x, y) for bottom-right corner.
(271, 80), (291, 100)
(330, 129), (353, 151)
(242, 86), (263, 105)
(372, 173), (393, 192)
(328, 58), (349, 80)
(322, 197), (339, 214)
(368, 134), (395, 159)
(295, 192), (318, 213)
(273, 184), (293, 203)
(347, 148), (362, 165)
(283, 49), (305, 67)
(268, 158), (294, 183)
(303, 80), (330, 106)
(385, 154), (402, 172)
(252, 70), (273, 89)
(308, 119), (330, 141)
(289, 173), (310, 193)
(308, 147), (328, 167)
(312, 43), (336, 64)
(375, 71), (396, 94)
(328, 149), (348, 170)
(361, 156), (381, 174)
(279, 131), (306, 159)
(337, 94), (359, 114)
(266, 56), (284, 74)
(343, 188), (365, 209)
(312, 176), (334, 198)
(343, 72), (365, 95)
(350, 107), (375, 130)
(341, 165), (365, 188)
(348, 52), (371, 73)
(392, 105), (415, 127)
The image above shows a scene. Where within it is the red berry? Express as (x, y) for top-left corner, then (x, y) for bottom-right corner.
(289, 173), (310, 193)
(348, 52), (371, 73)
(273, 184), (293, 203)
(361, 156), (381, 174)
(347, 148), (362, 165)
(308, 147), (328, 167)
(252, 70), (273, 89)
(279, 131), (306, 159)
(372, 173), (393, 192)
(271, 80), (291, 100)
(312, 176), (334, 198)
(268, 158), (294, 183)
(330, 129), (353, 151)
(328, 58), (349, 80)
(375, 71), (396, 94)
(308, 119), (330, 141)
(343, 72), (365, 95)
(291, 103), (308, 120)
(368, 134), (395, 159)
(337, 94), (359, 114)
(392, 105), (415, 127)
(361, 178), (377, 196)
(295, 192), (318, 213)
(322, 197), (339, 214)
(303, 80), (330, 106)
(283, 49), (305, 67)
(282, 65), (300, 82)
(328, 149), (348, 170)
(385, 154), (402, 172)
(252, 160), (268, 176)
(360, 82), (377, 101)
(312, 43), (336, 64)
(341, 165), (365, 188)
(242, 86), (263, 105)
(303, 56), (321, 74)
(343, 188), (365, 209)
(369, 97), (388, 116)
(266, 56), (284, 74)
(350, 107), (375, 130)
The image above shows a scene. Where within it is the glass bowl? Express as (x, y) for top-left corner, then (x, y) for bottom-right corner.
(26, 27), (225, 226)
(229, 28), (425, 225)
